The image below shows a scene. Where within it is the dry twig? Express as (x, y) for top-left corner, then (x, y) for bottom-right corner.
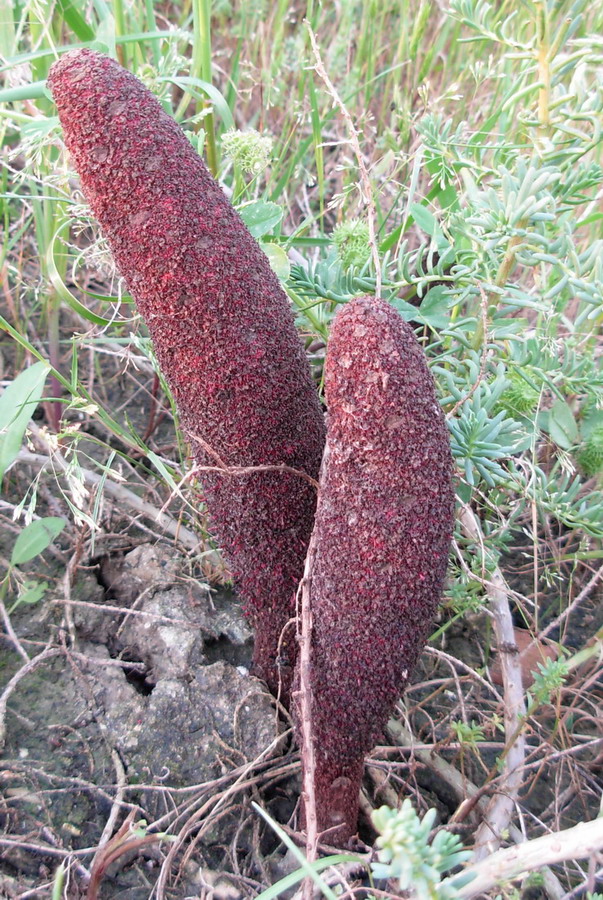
(387, 719), (566, 900)
(459, 504), (527, 860)
(17, 448), (201, 552)
(189, 433), (320, 490)
(0, 646), (62, 750)
(457, 814), (603, 899)
(295, 529), (320, 900)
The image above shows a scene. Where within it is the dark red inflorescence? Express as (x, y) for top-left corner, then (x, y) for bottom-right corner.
(296, 295), (454, 843)
(48, 49), (326, 701)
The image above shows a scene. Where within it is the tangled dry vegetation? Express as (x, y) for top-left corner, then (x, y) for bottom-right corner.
(1, 0), (602, 898)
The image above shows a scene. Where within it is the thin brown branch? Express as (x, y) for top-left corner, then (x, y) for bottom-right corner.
(189, 433), (320, 491)
(16, 448), (201, 552)
(296, 528), (320, 900)
(0, 597), (30, 662)
(459, 504), (527, 860)
(387, 719), (566, 900)
(539, 562), (603, 642)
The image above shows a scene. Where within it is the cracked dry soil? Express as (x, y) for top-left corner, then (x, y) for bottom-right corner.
(0, 543), (290, 899)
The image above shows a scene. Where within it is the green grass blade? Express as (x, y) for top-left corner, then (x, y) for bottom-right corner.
(252, 803), (361, 900)
(46, 222), (116, 327)
(0, 361), (50, 482)
(55, 0), (96, 42)
(0, 81), (49, 102)
(0, 0), (16, 59)
(158, 75), (235, 130)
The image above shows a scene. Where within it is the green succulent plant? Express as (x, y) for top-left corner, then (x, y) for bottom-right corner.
(372, 801), (471, 900)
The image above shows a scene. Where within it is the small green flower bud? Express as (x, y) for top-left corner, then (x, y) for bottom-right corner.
(221, 129), (273, 175)
(578, 424), (603, 476)
(499, 372), (540, 414)
(332, 218), (371, 270)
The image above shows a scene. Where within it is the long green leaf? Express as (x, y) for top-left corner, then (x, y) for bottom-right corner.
(0, 0), (16, 59)
(55, 0), (96, 41)
(0, 361), (49, 482)
(0, 314), (143, 453)
(252, 802), (359, 900)
(11, 517), (67, 566)
(47, 222), (116, 327)
(157, 76), (235, 131)
(0, 81), (49, 102)
(254, 853), (361, 900)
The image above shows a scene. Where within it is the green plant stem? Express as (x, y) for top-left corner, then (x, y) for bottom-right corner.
(45, 291), (62, 432)
(471, 227), (526, 350)
(0, 314), (143, 454)
(287, 287), (328, 340)
(190, 0), (217, 175)
(144, 0), (161, 65)
(113, 0), (128, 66)
(536, 1), (551, 135)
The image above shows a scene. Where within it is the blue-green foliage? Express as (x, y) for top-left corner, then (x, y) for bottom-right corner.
(372, 801), (471, 900)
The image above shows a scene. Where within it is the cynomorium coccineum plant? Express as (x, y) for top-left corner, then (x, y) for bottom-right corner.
(48, 49), (326, 701)
(294, 296), (454, 843)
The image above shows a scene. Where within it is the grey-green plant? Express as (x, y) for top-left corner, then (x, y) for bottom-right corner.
(526, 656), (569, 708)
(371, 801), (472, 899)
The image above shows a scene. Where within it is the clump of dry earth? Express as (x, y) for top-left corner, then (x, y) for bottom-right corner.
(0, 543), (289, 898)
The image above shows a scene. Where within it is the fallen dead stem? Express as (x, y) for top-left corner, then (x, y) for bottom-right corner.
(0, 751), (299, 897)
(51, 596), (208, 629)
(387, 719), (566, 900)
(457, 814), (603, 899)
(423, 645), (504, 702)
(538, 561), (603, 642)
(17, 447), (201, 552)
(295, 528), (320, 900)
(0, 595), (29, 662)
(459, 503), (527, 860)
(0, 762), (140, 811)
(96, 750), (128, 851)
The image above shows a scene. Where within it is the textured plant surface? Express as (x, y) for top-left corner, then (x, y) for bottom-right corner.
(371, 801), (471, 899)
(47, 49), (326, 699)
(295, 296), (454, 842)
(3, 0), (603, 894)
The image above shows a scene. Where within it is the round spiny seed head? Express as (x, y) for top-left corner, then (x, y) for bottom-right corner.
(221, 128), (274, 174)
(578, 424), (603, 476)
(499, 372), (540, 414)
(332, 218), (371, 271)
